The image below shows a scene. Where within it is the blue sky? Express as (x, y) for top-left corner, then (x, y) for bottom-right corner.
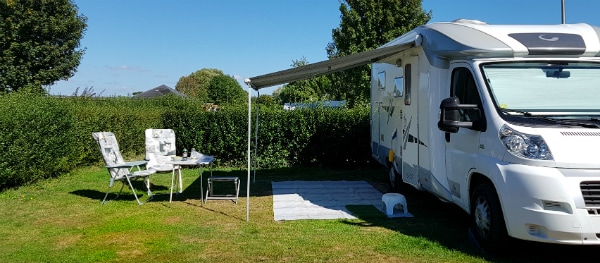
(49, 0), (600, 97)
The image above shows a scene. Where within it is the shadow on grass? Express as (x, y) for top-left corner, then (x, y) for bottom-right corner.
(70, 165), (600, 262)
(345, 187), (486, 258)
(220, 166), (600, 262)
(69, 166), (239, 205)
(187, 165), (391, 198)
(344, 187), (600, 263)
(71, 179), (171, 203)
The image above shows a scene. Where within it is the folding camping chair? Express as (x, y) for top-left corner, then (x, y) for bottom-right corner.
(92, 132), (156, 205)
(144, 129), (182, 200)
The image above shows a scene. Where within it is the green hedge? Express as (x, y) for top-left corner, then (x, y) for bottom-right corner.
(251, 107), (373, 168)
(0, 93), (77, 188)
(0, 94), (373, 190)
(163, 105), (373, 168)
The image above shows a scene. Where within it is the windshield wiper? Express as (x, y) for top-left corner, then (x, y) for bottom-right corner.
(499, 108), (532, 116)
(562, 117), (600, 128)
(500, 108), (599, 128)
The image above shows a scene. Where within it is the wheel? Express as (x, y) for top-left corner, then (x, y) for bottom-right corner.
(470, 183), (508, 253)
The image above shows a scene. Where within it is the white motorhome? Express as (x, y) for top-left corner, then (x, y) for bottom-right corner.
(246, 19), (600, 249)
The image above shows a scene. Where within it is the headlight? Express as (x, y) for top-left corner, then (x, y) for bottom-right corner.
(499, 125), (553, 160)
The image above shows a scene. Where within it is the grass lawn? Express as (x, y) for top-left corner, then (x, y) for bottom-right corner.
(0, 165), (598, 262)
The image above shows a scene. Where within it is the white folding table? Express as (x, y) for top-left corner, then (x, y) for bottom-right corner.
(167, 156), (214, 203)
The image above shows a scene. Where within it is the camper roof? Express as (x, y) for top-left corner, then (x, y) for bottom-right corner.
(399, 19), (600, 59)
(247, 20), (600, 90)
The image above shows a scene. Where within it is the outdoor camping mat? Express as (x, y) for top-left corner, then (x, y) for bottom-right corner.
(272, 181), (383, 221)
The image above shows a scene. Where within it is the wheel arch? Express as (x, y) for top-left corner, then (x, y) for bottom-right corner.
(468, 172), (495, 212)
(469, 172), (492, 192)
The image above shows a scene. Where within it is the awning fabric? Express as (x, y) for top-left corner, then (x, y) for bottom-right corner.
(246, 42), (415, 90)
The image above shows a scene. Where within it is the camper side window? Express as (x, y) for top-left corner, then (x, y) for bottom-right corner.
(378, 71), (385, 90)
(450, 67), (482, 123)
(394, 77), (403, 97)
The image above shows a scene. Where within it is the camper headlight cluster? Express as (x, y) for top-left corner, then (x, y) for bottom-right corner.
(499, 125), (553, 160)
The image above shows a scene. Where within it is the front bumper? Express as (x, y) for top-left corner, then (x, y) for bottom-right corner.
(496, 164), (600, 244)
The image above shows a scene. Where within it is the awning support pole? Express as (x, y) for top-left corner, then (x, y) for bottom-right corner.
(246, 81), (252, 222)
(253, 91), (260, 183)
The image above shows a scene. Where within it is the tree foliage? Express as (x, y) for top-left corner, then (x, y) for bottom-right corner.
(274, 57), (332, 104)
(256, 94), (276, 107)
(0, 0), (87, 93)
(175, 68), (223, 102)
(207, 74), (246, 105)
(176, 68), (246, 105)
(326, 0), (431, 106)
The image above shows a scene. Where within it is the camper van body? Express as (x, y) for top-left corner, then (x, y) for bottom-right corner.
(247, 19), (600, 247)
(371, 20), (600, 245)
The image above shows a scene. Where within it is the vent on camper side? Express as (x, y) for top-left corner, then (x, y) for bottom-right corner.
(580, 181), (600, 214)
(561, 131), (600, 137)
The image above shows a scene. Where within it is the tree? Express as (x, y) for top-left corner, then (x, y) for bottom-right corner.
(256, 94), (276, 108)
(207, 74), (246, 105)
(175, 68), (223, 101)
(326, 0), (431, 106)
(0, 0), (87, 93)
(177, 68), (247, 104)
(276, 83), (318, 104)
(274, 57), (332, 104)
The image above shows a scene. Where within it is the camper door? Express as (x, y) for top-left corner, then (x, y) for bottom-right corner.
(444, 62), (484, 207)
(401, 56), (420, 188)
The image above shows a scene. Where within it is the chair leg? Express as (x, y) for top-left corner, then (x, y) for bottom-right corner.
(103, 177), (116, 204)
(102, 186), (112, 204)
(235, 178), (240, 204)
(145, 177), (154, 202)
(205, 179), (212, 203)
(145, 177), (153, 196)
(125, 176), (144, 205)
(101, 181), (125, 204)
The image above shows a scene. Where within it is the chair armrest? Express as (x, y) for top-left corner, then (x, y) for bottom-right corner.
(124, 160), (148, 166)
(106, 164), (133, 169)
(105, 160), (148, 169)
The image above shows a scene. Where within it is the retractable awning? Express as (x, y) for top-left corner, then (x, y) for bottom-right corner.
(245, 41), (415, 90)
(243, 39), (415, 222)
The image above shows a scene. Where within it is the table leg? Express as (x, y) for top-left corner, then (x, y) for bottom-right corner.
(170, 168), (176, 203)
(199, 166), (204, 205)
(178, 168), (183, 193)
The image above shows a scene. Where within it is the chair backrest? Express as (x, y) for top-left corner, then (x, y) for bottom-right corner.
(92, 132), (128, 179)
(144, 129), (176, 169)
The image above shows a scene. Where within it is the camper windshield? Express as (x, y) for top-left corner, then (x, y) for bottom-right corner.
(482, 62), (600, 115)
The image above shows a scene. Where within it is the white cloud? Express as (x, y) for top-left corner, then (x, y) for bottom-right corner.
(106, 65), (150, 72)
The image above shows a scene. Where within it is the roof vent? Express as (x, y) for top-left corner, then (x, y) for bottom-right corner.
(452, 19), (488, 25)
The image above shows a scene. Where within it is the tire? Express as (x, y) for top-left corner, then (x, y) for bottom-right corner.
(470, 183), (509, 253)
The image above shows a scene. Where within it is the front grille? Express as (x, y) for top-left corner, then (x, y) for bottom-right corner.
(587, 208), (600, 215)
(580, 181), (600, 208)
(561, 131), (600, 137)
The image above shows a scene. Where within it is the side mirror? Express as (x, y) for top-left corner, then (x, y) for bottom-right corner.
(438, 97), (479, 133)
